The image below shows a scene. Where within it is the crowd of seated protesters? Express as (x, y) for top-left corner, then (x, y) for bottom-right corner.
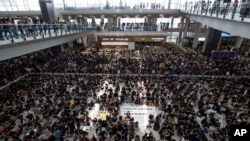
(0, 41), (249, 141)
(0, 73), (249, 141)
(1, 42), (250, 88)
(0, 50), (54, 86)
(0, 75), (142, 141)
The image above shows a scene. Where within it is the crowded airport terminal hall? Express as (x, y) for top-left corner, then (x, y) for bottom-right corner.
(0, 0), (250, 141)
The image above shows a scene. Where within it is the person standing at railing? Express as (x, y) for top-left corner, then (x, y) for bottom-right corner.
(0, 19), (4, 40)
(111, 23), (114, 31)
(27, 19), (34, 37)
(67, 22), (72, 33)
(194, 2), (199, 13)
(32, 19), (38, 36)
(246, 0), (250, 17)
(59, 22), (64, 34)
(17, 20), (25, 39)
(53, 22), (58, 35)
(221, 0), (231, 16)
(211, 0), (218, 14)
(10, 19), (18, 39)
(22, 20), (28, 37)
(71, 22), (75, 32)
(63, 22), (68, 34)
(37, 20), (43, 36)
(201, 0), (206, 13)
(2, 20), (12, 40)
(189, 1), (193, 13)
(204, 1), (210, 14)
(43, 21), (48, 35)
(233, 0), (239, 15)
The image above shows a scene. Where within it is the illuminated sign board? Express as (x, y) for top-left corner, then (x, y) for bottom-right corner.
(99, 36), (134, 42)
(99, 36), (166, 42)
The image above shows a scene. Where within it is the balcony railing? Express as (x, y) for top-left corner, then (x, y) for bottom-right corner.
(180, 2), (250, 23)
(0, 24), (96, 45)
(0, 23), (200, 45)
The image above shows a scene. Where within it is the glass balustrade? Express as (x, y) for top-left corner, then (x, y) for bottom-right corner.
(0, 24), (95, 45)
(0, 23), (198, 45)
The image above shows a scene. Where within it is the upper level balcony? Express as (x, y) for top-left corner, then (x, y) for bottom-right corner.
(0, 23), (207, 61)
(179, 1), (250, 23)
(0, 23), (206, 46)
(0, 24), (95, 46)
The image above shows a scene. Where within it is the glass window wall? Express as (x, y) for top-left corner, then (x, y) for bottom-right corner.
(1, 0), (244, 11)
(53, 0), (64, 10)
(0, 0), (225, 11)
(0, 0), (40, 11)
(51, 0), (198, 10)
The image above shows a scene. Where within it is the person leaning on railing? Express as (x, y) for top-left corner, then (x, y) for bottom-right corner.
(3, 20), (12, 40)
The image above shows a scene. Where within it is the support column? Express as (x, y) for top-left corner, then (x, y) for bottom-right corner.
(114, 17), (119, 27)
(94, 35), (98, 42)
(82, 36), (88, 47)
(68, 41), (74, 48)
(234, 36), (243, 48)
(170, 17), (174, 28)
(168, 0), (171, 9)
(178, 17), (185, 44)
(192, 22), (202, 49)
(180, 17), (185, 28)
(108, 17), (113, 25)
(178, 32), (182, 45)
(202, 27), (222, 56)
(168, 17), (174, 42)
(91, 17), (96, 26)
(60, 44), (64, 52)
(108, 17), (113, 30)
(39, 0), (56, 23)
(182, 18), (190, 39)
